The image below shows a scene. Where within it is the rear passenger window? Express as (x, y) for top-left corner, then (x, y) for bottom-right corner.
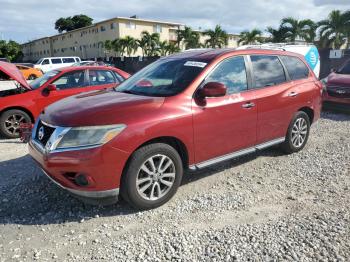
(205, 56), (248, 94)
(88, 70), (118, 85)
(280, 56), (309, 80)
(62, 58), (75, 63)
(250, 55), (286, 88)
(51, 58), (62, 64)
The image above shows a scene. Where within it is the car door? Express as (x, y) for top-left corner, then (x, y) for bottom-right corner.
(192, 56), (257, 164)
(34, 69), (88, 108)
(248, 55), (299, 144)
(86, 69), (121, 90)
(40, 59), (51, 73)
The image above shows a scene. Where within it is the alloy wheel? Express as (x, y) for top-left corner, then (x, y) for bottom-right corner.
(136, 154), (176, 201)
(4, 114), (27, 136)
(291, 118), (308, 148)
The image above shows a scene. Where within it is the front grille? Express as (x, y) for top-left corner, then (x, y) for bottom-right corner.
(327, 86), (350, 99)
(35, 121), (55, 147)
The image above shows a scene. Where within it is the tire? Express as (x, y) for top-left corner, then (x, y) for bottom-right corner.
(28, 74), (37, 80)
(121, 143), (183, 210)
(0, 109), (31, 139)
(281, 111), (310, 154)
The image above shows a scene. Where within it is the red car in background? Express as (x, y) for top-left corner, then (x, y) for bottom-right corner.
(322, 59), (350, 106)
(0, 62), (129, 138)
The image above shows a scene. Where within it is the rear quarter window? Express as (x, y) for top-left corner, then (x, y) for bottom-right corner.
(250, 55), (286, 88)
(280, 56), (309, 80)
(63, 58), (75, 63)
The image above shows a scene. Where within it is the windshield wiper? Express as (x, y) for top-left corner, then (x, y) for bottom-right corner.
(116, 90), (140, 95)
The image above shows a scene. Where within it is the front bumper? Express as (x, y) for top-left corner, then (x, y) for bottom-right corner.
(29, 139), (130, 205)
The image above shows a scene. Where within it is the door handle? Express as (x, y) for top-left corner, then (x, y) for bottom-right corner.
(242, 102), (255, 109)
(288, 91), (298, 97)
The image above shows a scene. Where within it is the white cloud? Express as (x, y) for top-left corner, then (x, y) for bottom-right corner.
(0, 0), (349, 43)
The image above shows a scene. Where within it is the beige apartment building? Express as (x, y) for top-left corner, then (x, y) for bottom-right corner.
(21, 16), (240, 62)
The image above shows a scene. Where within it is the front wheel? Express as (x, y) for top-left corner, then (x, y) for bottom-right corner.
(281, 111), (310, 154)
(0, 109), (31, 138)
(121, 143), (183, 210)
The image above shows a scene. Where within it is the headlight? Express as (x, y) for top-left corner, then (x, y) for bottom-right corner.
(56, 124), (126, 149)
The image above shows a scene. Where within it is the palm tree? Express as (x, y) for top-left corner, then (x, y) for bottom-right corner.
(238, 29), (263, 45)
(204, 25), (228, 48)
(266, 26), (289, 43)
(176, 26), (201, 49)
(157, 41), (180, 56)
(318, 10), (350, 49)
(158, 41), (168, 56)
(165, 42), (180, 55)
(139, 31), (160, 56)
(109, 39), (125, 57)
(120, 36), (138, 57)
(280, 17), (316, 42)
(136, 38), (148, 57)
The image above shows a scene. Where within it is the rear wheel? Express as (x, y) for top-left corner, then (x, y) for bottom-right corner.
(0, 109), (31, 138)
(281, 111), (310, 154)
(121, 143), (183, 210)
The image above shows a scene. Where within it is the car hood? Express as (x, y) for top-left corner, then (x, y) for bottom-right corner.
(0, 61), (31, 90)
(41, 89), (165, 127)
(327, 72), (350, 87)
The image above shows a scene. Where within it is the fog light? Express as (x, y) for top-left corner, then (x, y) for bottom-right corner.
(75, 174), (89, 187)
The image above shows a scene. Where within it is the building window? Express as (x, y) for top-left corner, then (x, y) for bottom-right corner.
(153, 24), (162, 33)
(101, 25), (106, 32)
(111, 22), (116, 29)
(126, 21), (136, 29)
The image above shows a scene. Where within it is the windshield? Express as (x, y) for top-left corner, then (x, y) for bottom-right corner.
(337, 60), (350, 74)
(36, 58), (43, 65)
(29, 70), (59, 89)
(115, 58), (208, 97)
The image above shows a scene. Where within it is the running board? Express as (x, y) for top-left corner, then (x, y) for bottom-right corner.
(189, 137), (285, 170)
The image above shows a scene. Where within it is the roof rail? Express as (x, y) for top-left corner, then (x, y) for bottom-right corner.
(237, 42), (315, 51)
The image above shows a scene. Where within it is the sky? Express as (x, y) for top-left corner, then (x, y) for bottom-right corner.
(0, 0), (349, 43)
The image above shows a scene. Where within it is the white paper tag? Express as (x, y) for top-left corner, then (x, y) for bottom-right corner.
(184, 61), (207, 68)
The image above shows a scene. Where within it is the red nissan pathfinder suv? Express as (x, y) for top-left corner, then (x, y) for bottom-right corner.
(29, 49), (322, 209)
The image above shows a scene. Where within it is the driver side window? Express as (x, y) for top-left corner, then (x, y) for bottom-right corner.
(205, 56), (248, 95)
(42, 59), (50, 65)
(52, 70), (85, 90)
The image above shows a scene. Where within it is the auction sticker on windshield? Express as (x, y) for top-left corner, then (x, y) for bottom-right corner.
(184, 61), (207, 68)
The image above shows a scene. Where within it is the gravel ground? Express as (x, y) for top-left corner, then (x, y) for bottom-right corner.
(0, 111), (349, 261)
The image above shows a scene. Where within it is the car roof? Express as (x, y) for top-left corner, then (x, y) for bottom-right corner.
(57, 65), (119, 72)
(165, 48), (305, 61)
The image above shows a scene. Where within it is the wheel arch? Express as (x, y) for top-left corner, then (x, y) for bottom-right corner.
(298, 106), (314, 123)
(0, 106), (35, 123)
(121, 136), (190, 182)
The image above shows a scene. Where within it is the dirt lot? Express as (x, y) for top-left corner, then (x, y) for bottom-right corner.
(0, 111), (349, 261)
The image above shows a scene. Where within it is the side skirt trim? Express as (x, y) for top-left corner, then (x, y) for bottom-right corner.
(189, 137), (285, 170)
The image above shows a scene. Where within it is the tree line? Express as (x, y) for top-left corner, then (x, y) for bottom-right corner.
(104, 9), (350, 57)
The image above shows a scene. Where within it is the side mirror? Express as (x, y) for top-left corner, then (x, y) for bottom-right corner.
(199, 82), (227, 98)
(42, 84), (57, 96)
(47, 84), (57, 91)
